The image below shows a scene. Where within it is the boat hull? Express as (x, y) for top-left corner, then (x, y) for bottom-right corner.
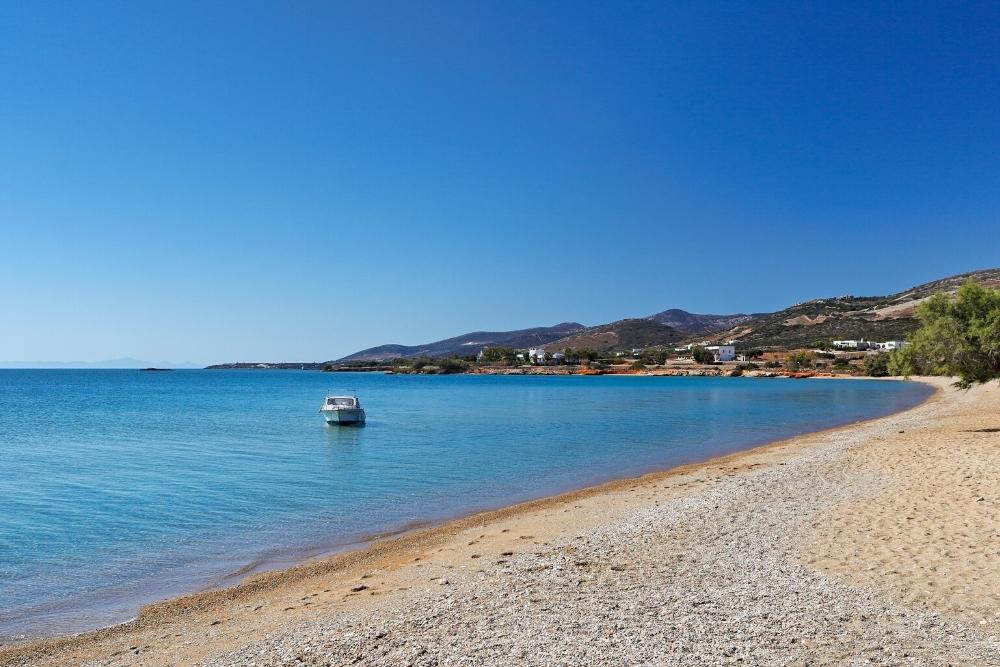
(321, 408), (366, 425)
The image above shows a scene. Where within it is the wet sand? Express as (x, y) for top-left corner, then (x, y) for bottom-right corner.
(3, 377), (999, 665)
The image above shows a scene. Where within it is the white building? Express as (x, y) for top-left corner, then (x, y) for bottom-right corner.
(833, 339), (876, 351)
(705, 345), (736, 362)
(877, 340), (907, 350)
(551, 351), (565, 363)
(528, 348), (547, 364)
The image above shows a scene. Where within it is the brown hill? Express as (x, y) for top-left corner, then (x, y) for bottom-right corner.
(707, 268), (1000, 349)
(647, 309), (761, 337)
(543, 319), (679, 353)
(337, 322), (586, 362)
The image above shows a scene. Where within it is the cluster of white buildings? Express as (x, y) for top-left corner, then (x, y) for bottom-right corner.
(705, 344), (736, 362)
(502, 348), (565, 364)
(485, 339), (905, 367)
(832, 339), (907, 351)
(528, 348), (551, 363)
(674, 342), (737, 362)
(484, 343), (745, 365)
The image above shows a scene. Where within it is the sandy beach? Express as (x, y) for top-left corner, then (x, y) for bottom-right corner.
(3, 376), (999, 666)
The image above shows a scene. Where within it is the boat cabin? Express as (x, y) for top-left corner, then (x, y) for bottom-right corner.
(325, 396), (359, 408)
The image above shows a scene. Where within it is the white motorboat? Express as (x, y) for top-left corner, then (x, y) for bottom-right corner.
(319, 394), (366, 425)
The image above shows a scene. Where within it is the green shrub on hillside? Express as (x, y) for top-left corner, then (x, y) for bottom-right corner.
(889, 280), (1000, 388)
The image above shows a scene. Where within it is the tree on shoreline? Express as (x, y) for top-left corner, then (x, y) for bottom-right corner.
(889, 280), (1000, 388)
(692, 346), (714, 365)
(863, 352), (890, 377)
(784, 351), (814, 371)
(478, 347), (518, 365)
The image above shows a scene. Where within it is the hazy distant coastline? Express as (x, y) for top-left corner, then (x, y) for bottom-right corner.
(0, 358), (200, 369)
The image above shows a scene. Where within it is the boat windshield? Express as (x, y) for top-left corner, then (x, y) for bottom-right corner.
(327, 397), (356, 407)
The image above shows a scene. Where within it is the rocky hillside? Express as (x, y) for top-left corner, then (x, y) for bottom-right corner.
(647, 309), (761, 337)
(542, 319), (679, 353)
(214, 268), (1000, 367)
(337, 322), (586, 362)
(708, 268), (1000, 350)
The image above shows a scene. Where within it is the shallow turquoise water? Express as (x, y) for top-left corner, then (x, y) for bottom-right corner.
(0, 370), (931, 639)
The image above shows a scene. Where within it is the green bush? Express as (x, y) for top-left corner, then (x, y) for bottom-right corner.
(889, 280), (1000, 387)
(438, 357), (470, 374)
(785, 351), (814, 370)
(692, 346), (714, 364)
(478, 347), (517, 365)
(639, 349), (668, 365)
(863, 352), (890, 377)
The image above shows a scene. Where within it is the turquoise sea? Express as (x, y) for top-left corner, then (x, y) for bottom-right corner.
(0, 370), (932, 640)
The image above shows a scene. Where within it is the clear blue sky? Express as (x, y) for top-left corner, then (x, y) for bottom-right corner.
(1, 2), (997, 364)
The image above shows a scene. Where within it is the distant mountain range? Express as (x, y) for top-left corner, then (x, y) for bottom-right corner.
(336, 322), (586, 362)
(207, 268), (1000, 367)
(333, 311), (761, 362)
(334, 311), (773, 363)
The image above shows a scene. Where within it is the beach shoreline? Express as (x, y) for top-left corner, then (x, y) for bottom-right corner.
(0, 375), (925, 647)
(6, 376), (1000, 665)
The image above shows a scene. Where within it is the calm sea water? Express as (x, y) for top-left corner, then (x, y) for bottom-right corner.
(0, 370), (931, 639)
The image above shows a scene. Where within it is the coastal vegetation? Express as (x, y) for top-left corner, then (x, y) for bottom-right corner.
(477, 347), (518, 365)
(784, 351), (814, 371)
(562, 347), (600, 363)
(396, 356), (473, 374)
(691, 346), (714, 365)
(888, 280), (1000, 388)
(863, 352), (891, 377)
(637, 349), (670, 365)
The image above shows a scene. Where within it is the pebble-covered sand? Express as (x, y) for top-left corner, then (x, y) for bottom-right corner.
(4, 377), (999, 666)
